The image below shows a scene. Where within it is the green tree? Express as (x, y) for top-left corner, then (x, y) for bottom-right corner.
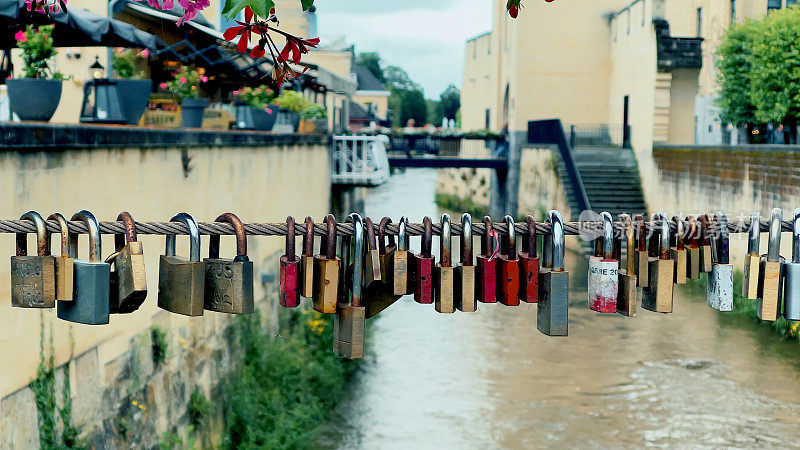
(715, 19), (759, 127)
(399, 89), (428, 126)
(427, 99), (443, 126)
(439, 84), (461, 121)
(356, 52), (386, 84)
(384, 65), (421, 91)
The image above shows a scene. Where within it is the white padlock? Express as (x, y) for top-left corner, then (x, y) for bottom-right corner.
(588, 212), (619, 314)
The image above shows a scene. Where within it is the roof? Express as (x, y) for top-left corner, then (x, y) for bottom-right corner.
(353, 65), (387, 92)
(349, 101), (377, 122)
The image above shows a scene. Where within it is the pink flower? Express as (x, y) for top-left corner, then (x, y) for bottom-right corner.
(201, 76), (208, 83)
(14, 30), (26, 43)
(265, 107), (273, 114)
(179, 77), (187, 84)
(139, 49), (149, 58)
(159, 82), (168, 90)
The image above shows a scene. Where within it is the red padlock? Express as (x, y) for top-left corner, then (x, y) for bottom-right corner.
(518, 215), (539, 303)
(497, 215), (521, 306)
(476, 215), (498, 303)
(279, 216), (300, 307)
(412, 216), (435, 304)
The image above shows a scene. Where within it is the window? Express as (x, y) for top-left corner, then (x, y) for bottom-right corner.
(696, 8), (702, 37)
(485, 109), (491, 129)
(730, 0), (736, 23)
(787, 0), (798, 7)
(768, 0), (782, 11)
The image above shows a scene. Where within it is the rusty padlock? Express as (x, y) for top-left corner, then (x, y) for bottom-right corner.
(363, 217), (382, 288)
(518, 215), (539, 304)
(476, 216), (498, 303)
(377, 217), (396, 287)
(758, 208), (783, 321)
(434, 214), (455, 313)
(698, 214), (713, 273)
(47, 213), (74, 302)
(11, 211), (55, 308)
(588, 212), (619, 313)
(685, 215), (701, 280)
(671, 215), (687, 285)
(411, 216), (435, 304)
(204, 213), (254, 315)
(333, 213), (366, 359)
(158, 212), (204, 317)
(299, 216), (315, 298)
(107, 212), (148, 314)
(313, 214), (340, 314)
(280, 216), (301, 308)
(455, 213), (477, 312)
(707, 213), (733, 312)
(497, 215), (520, 306)
(642, 213), (674, 314)
(538, 210), (569, 336)
(614, 214), (637, 317)
(633, 214), (649, 288)
(742, 211), (761, 300)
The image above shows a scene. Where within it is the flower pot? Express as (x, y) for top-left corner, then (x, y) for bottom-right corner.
(298, 119), (316, 134)
(275, 108), (301, 132)
(114, 79), (152, 125)
(180, 97), (209, 128)
(7, 78), (62, 121)
(252, 105), (278, 131)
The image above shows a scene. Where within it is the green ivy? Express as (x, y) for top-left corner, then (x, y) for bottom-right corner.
(151, 326), (168, 368)
(187, 389), (213, 426)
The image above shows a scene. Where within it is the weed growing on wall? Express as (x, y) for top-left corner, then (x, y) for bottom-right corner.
(151, 326), (168, 368)
(188, 389), (213, 426)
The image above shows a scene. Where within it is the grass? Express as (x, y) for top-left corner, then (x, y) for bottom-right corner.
(434, 192), (489, 218)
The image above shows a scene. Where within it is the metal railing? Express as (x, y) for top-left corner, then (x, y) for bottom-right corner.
(330, 135), (391, 186)
(564, 123), (631, 149)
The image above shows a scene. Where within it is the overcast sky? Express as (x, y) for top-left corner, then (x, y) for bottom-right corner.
(315, 0), (493, 99)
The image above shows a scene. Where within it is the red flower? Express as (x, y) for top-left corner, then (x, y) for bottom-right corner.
(250, 45), (265, 58)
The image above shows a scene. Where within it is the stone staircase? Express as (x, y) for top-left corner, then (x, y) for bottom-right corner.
(555, 146), (648, 218)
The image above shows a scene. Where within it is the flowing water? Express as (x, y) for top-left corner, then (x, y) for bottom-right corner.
(318, 169), (800, 449)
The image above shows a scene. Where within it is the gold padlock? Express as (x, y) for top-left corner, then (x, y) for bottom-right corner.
(393, 217), (410, 295)
(299, 216), (315, 298)
(742, 211), (761, 299)
(434, 214), (455, 313)
(203, 213), (254, 315)
(758, 208), (783, 321)
(108, 212), (147, 314)
(363, 217), (382, 289)
(313, 214), (340, 314)
(11, 211), (56, 308)
(685, 215), (701, 280)
(698, 215), (713, 273)
(670, 216), (687, 285)
(633, 215), (649, 288)
(642, 213), (674, 314)
(614, 214), (637, 317)
(158, 213), (205, 316)
(47, 213), (74, 302)
(333, 213), (366, 359)
(455, 213), (477, 312)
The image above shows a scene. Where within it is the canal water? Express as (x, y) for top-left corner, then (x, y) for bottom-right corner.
(318, 169), (800, 449)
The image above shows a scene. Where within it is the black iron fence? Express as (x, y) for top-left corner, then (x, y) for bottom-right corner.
(564, 123), (631, 149)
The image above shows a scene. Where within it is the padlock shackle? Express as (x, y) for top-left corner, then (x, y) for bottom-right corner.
(634, 214), (647, 252)
(715, 213), (729, 265)
(686, 215), (699, 250)
(657, 213), (670, 260)
(378, 217), (395, 255)
(364, 217), (378, 252)
(440, 213), (452, 267)
(345, 213), (363, 307)
(461, 213), (473, 266)
(523, 215), (537, 258)
(671, 216), (685, 251)
(113, 212), (138, 253)
(792, 208), (800, 264)
(699, 214), (711, 246)
(614, 214), (634, 274)
(209, 213), (247, 260)
(421, 216), (433, 258)
(284, 216), (296, 258)
(502, 215), (517, 260)
(302, 216), (314, 257)
(747, 211), (760, 255)
(165, 212), (200, 261)
(398, 216), (409, 252)
(546, 210), (565, 272)
(601, 212), (613, 260)
(69, 210), (101, 262)
(480, 216), (495, 258)
(47, 213), (69, 258)
(16, 211), (47, 257)
(768, 208), (782, 262)
(321, 214), (337, 259)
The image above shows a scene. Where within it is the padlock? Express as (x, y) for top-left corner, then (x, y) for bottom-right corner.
(107, 212), (147, 314)
(393, 217), (410, 295)
(588, 212), (619, 313)
(782, 208), (800, 321)
(538, 210), (569, 336)
(641, 213), (674, 314)
(158, 213), (204, 316)
(758, 208), (783, 321)
(497, 215), (521, 306)
(57, 210), (110, 325)
(614, 214), (637, 317)
(518, 215), (539, 303)
(333, 213), (366, 359)
(411, 216), (435, 304)
(204, 213), (254, 315)
(11, 211), (55, 308)
(377, 217), (396, 286)
(434, 214), (455, 313)
(698, 214), (713, 273)
(633, 215), (649, 288)
(47, 213), (74, 302)
(742, 211), (761, 299)
(455, 213), (477, 312)
(476, 215), (498, 303)
(707, 213), (733, 312)
(685, 215), (701, 280)
(670, 215), (687, 285)
(299, 216), (315, 298)
(279, 216), (300, 308)
(313, 214), (340, 314)
(363, 217), (382, 289)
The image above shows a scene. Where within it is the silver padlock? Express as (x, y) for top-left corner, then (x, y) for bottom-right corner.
(57, 210), (111, 325)
(538, 210), (568, 337)
(588, 212), (618, 314)
(783, 208), (800, 321)
(707, 213), (733, 312)
(742, 211), (761, 300)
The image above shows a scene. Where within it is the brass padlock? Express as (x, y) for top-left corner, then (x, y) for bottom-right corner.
(333, 213), (366, 359)
(158, 213), (204, 316)
(614, 214), (637, 317)
(698, 214), (713, 273)
(685, 215), (701, 280)
(642, 213), (674, 314)
(670, 215), (687, 285)
(455, 213), (477, 312)
(758, 208), (783, 321)
(633, 215), (649, 288)
(299, 216), (315, 298)
(47, 213), (74, 302)
(742, 211), (761, 299)
(11, 211), (55, 308)
(538, 210), (569, 336)
(707, 213), (734, 312)
(435, 213), (455, 313)
(108, 212), (147, 314)
(363, 217), (382, 288)
(204, 213), (254, 315)
(313, 215), (340, 314)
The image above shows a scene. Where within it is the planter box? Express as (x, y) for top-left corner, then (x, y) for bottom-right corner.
(180, 98), (209, 128)
(8, 78), (62, 121)
(235, 102), (277, 131)
(114, 79), (152, 125)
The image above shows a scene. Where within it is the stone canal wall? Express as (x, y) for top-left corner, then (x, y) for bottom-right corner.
(0, 124), (331, 447)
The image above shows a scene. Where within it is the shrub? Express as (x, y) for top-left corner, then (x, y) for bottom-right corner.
(15, 25), (64, 80)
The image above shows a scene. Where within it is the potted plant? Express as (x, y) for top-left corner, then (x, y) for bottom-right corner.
(111, 48), (153, 125)
(233, 85), (278, 131)
(273, 90), (306, 132)
(7, 25), (66, 121)
(160, 66), (209, 128)
(298, 103), (327, 134)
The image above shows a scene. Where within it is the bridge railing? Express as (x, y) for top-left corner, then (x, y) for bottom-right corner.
(386, 134), (505, 158)
(330, 135), (391, 186)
